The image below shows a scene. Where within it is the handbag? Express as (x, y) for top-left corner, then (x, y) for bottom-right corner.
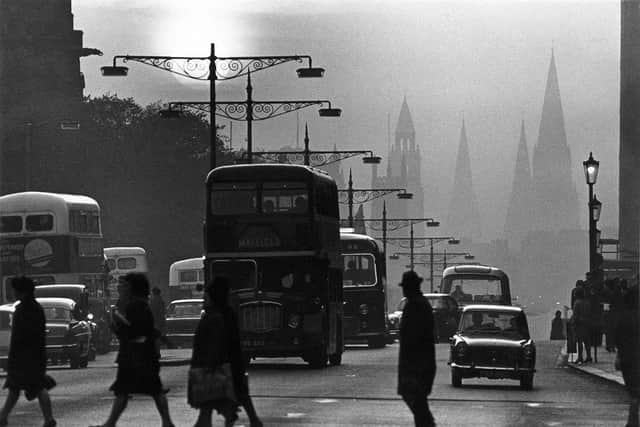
(188, 362), (237, 406)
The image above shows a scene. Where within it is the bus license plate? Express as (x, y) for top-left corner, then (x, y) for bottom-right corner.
(242, 339), (264, 348)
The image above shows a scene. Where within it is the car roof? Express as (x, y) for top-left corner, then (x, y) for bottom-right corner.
(461, 304), (523, 313)
(424, 293), (452, 298)
(169, 299), (203, 304)
(36, 297), (77, 308)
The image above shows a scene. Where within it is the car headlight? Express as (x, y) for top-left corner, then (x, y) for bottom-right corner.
(522, 343), (535, 359)
(288, 314), (301, 329)
(359, 304), (369, 316)
(455, 342), (468, 359)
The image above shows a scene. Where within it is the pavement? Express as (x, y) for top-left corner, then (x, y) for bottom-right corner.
(90, 347), (193, 368)
(559, 342), (625, 386)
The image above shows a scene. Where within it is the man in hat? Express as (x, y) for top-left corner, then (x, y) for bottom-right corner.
(397, 270), (436, 427)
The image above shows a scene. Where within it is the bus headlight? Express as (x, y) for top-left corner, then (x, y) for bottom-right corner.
(288, 314), (301, 329)
(359, 304), (369, 316)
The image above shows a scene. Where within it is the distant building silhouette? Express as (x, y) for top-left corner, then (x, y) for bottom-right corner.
(504, 121), (533, 247)
(0, 0), (97, 194)
(371, 98), (425, 221)
(530, 50), (579, 232)
(620, 0), (640, 259)
(446, 119), (482, 242)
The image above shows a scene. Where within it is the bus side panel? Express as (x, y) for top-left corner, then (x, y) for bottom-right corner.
(0, 236), (72, 275)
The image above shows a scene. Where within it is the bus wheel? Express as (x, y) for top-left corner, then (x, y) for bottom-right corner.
(308, 339), (328, 369)
(329, 351), (342, 366)
(367, 335), (386, 349)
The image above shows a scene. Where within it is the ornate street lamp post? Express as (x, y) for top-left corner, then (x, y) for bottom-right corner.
(583, 152), (600, 274)
(249, 124), (382, 167)
(163, 73), (342, 163)
(338, 170), (413, 228)
(384, 235), (460, 292)
(101, 43), (325, 170)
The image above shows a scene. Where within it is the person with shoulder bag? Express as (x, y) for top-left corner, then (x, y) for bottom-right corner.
(189, 276), (262, 427)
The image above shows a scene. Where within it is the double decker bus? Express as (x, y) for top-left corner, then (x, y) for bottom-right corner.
(168, 257), (204, 301)
(340, 230), (388, 348)
(0, 192), (107, 303)
(206, 164), (343, 368)
(104, 247), (148, 299)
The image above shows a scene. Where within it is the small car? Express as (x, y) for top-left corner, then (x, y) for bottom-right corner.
(448, 305), (535, 389)
(165, 299), (204, 348)
(387, 293), (459, 343)
(0, 298), (92, 369)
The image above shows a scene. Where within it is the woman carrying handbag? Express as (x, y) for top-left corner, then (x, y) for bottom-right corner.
(189, 276), (262, 427)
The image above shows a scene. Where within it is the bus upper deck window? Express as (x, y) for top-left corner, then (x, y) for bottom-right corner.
(211, 183), (257, 215)
(117, 257), (137, 270)
(0, 216), (22, 233)
(262, 182), (308, 213)
(26, 214), (53, 231)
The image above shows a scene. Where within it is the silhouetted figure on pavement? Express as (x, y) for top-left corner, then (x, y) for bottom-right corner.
(615, 284), (639, 427)
(0, 276), (56, 427)
(397, 270), (436, 427)
(150, 287), (174, 349)
(550, 310), (565, 340)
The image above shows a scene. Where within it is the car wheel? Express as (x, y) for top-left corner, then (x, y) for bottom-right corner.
(69, 354), (80, 369)
(308, 334), (328, 369)
(520, 374), (534, 390)
(451, 368), (462, 387)
(329, 351), (342, 366)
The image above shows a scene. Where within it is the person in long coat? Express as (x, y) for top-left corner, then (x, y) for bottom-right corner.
(571, 287), (592, 364)
(397, 270), (436, 427)
(616, 284), (639, 427)
(0, 276), (56, 427)
(550, 310), (565, 340)
(90, 273), (174, 427)
(189, 276), (262, 427)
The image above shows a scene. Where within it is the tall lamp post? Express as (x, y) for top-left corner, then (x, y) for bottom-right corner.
(384, 235), (460, 291)
(249, 124), (382, 167)
(101, 43), (325, 170)
(163, 74), (342, 163)
(583, 152), (601, 274)
(354, 200), (439, 260)
(339, 170), (413, 228)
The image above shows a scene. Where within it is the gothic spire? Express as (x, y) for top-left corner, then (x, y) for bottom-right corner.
(447, 119), (482, 241)
(395, 96), (415, 136)
(504, 120), (533, 243)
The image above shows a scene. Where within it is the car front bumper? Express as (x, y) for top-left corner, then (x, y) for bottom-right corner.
(450, 362), (535, 379)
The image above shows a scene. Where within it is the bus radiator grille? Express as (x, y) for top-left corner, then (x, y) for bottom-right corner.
(239, 302), (282, 333)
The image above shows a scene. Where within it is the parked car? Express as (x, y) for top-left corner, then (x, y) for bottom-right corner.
(165, 299), (203, 348)
(0, 298), (92, 369)
(387, 293), (459, 343)
(448, 305), (536, 389)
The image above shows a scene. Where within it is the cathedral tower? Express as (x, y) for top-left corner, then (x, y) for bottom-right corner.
(504, 121), (533, 247)
(530, 51), (579, 232)
(446, 119), (482, 242)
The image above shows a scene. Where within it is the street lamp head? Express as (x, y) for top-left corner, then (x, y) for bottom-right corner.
(362, 155), (382, 164)
(159, 108), (182, 119)
(583, 151), (599, 185)
(426, 221), (440, 227)
(318, 107), (342, 117)
(296, 67), (325, 78)
(448, 238), (460, 245)
(397, 192), (413, 200)
(590, 194), (602, 222)
(101, 65), (129, 77)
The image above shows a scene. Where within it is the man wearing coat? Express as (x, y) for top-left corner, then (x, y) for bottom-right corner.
(397, 270), (436, 427)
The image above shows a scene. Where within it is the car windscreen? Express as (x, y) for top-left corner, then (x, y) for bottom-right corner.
(168, 302), (202, 317)
(460, 311), (529, 339)
(43, 307), (72, 322)
(447, 277), (504, 305)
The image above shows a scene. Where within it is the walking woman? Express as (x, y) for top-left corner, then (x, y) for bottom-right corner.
(0, 276), (56, 427)
(571, 287), (592, 364)
(90, 273), (174, 427)
(189, 276), (262, 427)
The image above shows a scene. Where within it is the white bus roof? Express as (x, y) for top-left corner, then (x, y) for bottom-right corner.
(170, 257), (204, 269)
(0, 192), (99, 213)
(104, 247), (147, 256)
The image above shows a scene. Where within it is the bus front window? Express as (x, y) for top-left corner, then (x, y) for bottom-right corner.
(211, 183), (257, 215)
(211, 260), (257, 291)
(342, 254), (377, 287)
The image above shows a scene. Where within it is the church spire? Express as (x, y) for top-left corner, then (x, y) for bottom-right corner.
(447, 119), (482, 242)
(531, 49), (578, 231)
(504, 120), (533, 244)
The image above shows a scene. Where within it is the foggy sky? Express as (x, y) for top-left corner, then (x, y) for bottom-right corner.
(75, 0), (621, 239)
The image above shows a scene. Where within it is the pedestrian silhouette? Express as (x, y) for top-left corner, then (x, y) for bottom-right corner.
(189, 276), (262, 427)
(150, 287), (174, 349)
(89, 273), (174, 427)
(550, 310), (565, 340)
(0, 276), (56, 427)
(615, 284), (639, 427)
(397, 270), (436, 427)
